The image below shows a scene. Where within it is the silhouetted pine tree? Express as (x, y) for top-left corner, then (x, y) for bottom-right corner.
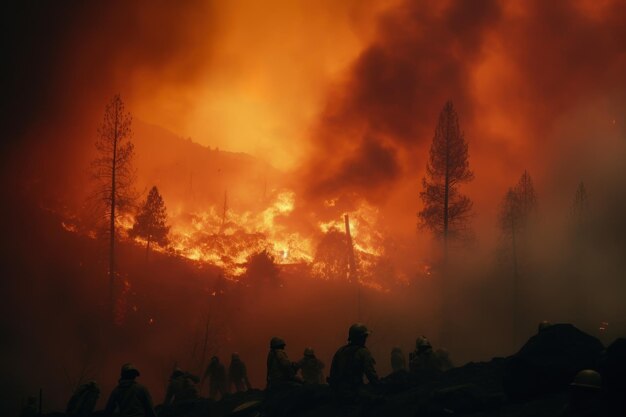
(498, 170), (537, 345)
(90, 94), (136, 314)
(418, 101), (473, 345)
(418, 101), (474, 261)
(130, 186), (170, 258)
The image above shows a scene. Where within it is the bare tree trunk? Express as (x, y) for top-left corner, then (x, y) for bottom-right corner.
(511, 218), (519, 348)
(344, 214), (360, 321)
(146, 238), (151, 261)
(109, 103), (119, 319)
(441, 114), (451, 346)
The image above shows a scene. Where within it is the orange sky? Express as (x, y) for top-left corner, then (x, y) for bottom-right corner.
(5, 0), (626, 248)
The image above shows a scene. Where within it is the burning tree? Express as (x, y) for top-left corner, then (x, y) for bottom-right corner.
(498, 170), (538, 344)
(91, 94), (136, 314)
(418, 101), (474, 260)
(129, 186), (170, 258)
(312, 229), (350, 280)
(242, 250), (281, 288)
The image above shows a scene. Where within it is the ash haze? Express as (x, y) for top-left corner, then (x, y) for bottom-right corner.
(2, 0), (626, 415)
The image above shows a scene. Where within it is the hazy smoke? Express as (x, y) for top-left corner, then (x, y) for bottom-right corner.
(301, 0), (626, 227)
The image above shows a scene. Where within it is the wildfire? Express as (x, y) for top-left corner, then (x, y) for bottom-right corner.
(62, 188), (414, 290)
(162, 190), (317, 277)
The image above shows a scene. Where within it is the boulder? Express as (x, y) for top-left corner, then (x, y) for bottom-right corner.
(503, 324), (604, 400)
(600, 338), (626, 416)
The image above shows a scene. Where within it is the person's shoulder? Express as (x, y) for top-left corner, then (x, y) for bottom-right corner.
(333, 344), (351, 355)
(133, 382), (151, 394)
(355, 346), (373, 358)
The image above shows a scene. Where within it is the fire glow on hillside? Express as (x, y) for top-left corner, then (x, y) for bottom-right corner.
(61, 189), (412, 290)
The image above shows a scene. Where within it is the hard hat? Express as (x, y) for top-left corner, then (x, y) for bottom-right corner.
(538, 320), (552, 332)
(570, 369), (602, 390)
(416, 336), (432, 350)
(120, 363), (140, 378)
(270, 337), (286, 349)
(304, 347), (315, 356)
(348, 323), (371, 341)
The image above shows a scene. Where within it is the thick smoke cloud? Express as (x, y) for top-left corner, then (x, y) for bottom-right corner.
(301, 0), (626, 225)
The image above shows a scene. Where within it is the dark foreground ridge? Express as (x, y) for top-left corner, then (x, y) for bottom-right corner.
(37, 324), (626, 417)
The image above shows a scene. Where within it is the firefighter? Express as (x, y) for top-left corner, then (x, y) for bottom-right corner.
(390, 347), (406, 373)
(266, 337), (299, 389)
(66, 380), (100, 417)
(409, 336), (443, 374)
(163, 367), (199, 406)
(329, 323), (379, 390)
(104, 363), (156, 417)
(559, 369), (605, 416)
(297, 347), (325, 384)
(228, 353), (252, 392)
(203, 356), (228, 400)
(538, 320), (553, 333)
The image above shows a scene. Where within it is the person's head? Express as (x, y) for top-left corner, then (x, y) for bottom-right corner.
(85, 380), (99, 391)
(391, 346), (403, 355)
(538, 320), (552, 333)
(171, 367), (184, 379)
(415, 336), (432, 353)
(348, 323), (371, 346)
(210, 356), (219, 364)
(270, 337), (286, 350)
(569, 370), (603, 411)
(232, 352), (240, 361)
(120, 363), (140, 379)
(304, 347), (315, 357)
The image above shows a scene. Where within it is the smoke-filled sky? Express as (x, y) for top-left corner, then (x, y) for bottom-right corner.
(4, 0), (626, 241)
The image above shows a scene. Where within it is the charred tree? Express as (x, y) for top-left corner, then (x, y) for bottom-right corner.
(498, 170), (538, 345)
(312, 229), (350, 280)
(129, 185), (170, 259)
(344, 214), (361, 321)
(418, 101), (474, 261)
(499, 188), (522, 345)
(570, 181), (589, 324)
(91, 94), (136, 317)
(243, 250), (281, 288)
(418, 101), (473, 345)
(514, 170), (537, 229)
(571, 181), (588, 234)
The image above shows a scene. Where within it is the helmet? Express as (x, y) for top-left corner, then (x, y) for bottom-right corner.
(120, 363), (140, 378)
(270, 337), (286, 349)
(348, 323), (371, 341)
(570, 369), (602, 390)
(171, 367), (184, 378)
(416, 336), (432, 350)
(304, 347), (315, 356)
(538, 320), (552, 332)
